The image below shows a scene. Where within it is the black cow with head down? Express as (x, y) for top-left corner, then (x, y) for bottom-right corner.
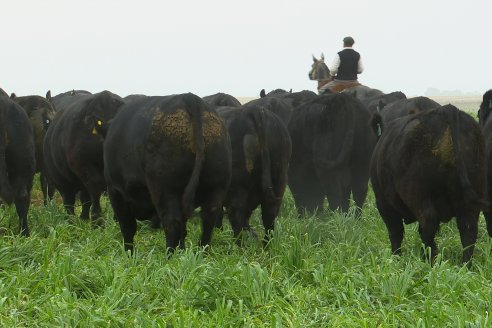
(371, 105), (486, 264)
(288, 93), (378, 216)
(103, 93), (231, 253)
(0, 95), (36, 235)
(11, 93), (56, 204)
(477, 89), (492, 237)
(217, 103), (291, 243)
(44, 90), (124, 225)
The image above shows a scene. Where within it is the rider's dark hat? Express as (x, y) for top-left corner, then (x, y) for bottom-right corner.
(343, 36), (355, 45)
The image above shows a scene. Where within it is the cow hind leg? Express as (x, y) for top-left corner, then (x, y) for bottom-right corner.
(226, 188), (249, 240)
(61, 190), (77, 216)
(260, 201), (280, 244)
(351, 175), (369, 218)
(40, 171), (51, 206)
(14, 189), (31, 237)
(378, 202), (405, 255)
(156, 198), (184, 253)
(199, 192), (224, 247)
(456, 212), (479, 265)
(79, 189), (91, 221)
(418, 219), (440, 264)
(89, 190), (103, 227)
(108, 188), (136, 253)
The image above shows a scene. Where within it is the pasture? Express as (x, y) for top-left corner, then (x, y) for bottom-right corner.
(0, 169), (491, 327)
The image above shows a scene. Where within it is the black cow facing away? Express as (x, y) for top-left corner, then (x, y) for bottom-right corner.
(260, 88), (318, 109)
(44, 90), (124, 225)
(371, 105), (486, 264)
(379, 96), (440, 123)
(0, 96), (36, 235)
(217, 104), (291, 243)
(477, 89), (492, 237)
(0, 88), (8, 98)
(288, 93), (378, 216)
(11, 94), (55, 204)
(51, 90), (92, 109)
(104, 93), (231, 252)
(203, 92), (242, 108)
(242, 97), (294, 125)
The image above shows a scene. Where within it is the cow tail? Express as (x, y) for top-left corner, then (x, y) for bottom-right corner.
(251, 108), (278, 204)
(0, 108), (14, 204)
(447, 106), (487, 209)
(371, 112), (384, 139)
(182, 94), (206, 218)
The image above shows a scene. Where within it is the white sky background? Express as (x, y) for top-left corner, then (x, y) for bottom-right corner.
(2, 0), (490, 98)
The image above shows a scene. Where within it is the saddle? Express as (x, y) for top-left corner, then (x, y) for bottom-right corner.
(329, 81), (361, 93)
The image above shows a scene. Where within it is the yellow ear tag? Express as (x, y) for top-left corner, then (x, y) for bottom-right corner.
(97, 120), (102, 126)
(92, 127), (97, 135)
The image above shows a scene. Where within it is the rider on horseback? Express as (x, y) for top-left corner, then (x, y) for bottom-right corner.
(319, 36), (364, 94)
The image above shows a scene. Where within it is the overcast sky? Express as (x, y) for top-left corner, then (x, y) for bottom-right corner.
(2, 0), (490, 98)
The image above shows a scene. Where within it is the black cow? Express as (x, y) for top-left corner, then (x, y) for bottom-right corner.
(123, 94), (147, 103)
(371, 105), (486, 264)
(10, 94), (56, 204)
(477, 89), (492, 237)
(342, 85), (384, 100)
(0, 97), (36, 235)
(0, 88), (8, 98)
(203, 92), (242, 108)
(361, 91), (407, 113)
(217, 104), (291, 242)
(260, 89), (318, 108)
(51, 89), (91, 100)
(44, 90), (124, 224)
(379, 96), (440, 123)
(288, 93), (378, 216)
(103, 93), (231, 252)
(243, 97), (294, 125)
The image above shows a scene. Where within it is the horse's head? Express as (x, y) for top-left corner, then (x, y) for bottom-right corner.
(309, 54), (331, 81)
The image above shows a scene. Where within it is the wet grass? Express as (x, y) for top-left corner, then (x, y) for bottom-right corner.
(0, 181), (491, 327)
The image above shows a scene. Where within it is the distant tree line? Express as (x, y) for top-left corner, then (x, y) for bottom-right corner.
(425, 88), (480, 97)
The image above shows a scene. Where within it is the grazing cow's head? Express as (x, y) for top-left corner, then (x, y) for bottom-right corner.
(478, 89), (492, 127)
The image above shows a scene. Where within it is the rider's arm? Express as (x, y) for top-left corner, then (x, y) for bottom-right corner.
(329, 54), (340, 77)
(357, 57), (364, 74)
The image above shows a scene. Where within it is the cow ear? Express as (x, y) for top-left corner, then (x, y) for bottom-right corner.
(260, 89), (266, 98)
(10, 93), (16, 99)
(46, 90), (52, 101)
(321, 53), (324, 61)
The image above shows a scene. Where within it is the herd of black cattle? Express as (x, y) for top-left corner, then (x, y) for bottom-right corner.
(1, 85), (492, 264)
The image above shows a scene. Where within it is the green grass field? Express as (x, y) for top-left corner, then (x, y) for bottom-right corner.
(0, 178), (491, 328)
